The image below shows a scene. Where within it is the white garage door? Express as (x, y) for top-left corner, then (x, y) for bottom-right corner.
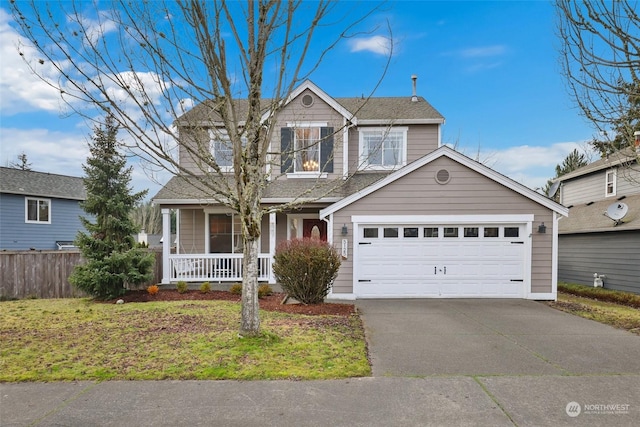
(355, 224), (527, 298)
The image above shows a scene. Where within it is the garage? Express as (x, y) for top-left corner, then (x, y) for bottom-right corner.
(354, 220), (530, 298)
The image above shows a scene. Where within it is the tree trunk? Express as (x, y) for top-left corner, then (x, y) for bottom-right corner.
(239, 217), (261, 337)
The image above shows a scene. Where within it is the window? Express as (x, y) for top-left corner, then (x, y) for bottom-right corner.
(363, 228), (378, 238)
(281, 125), (334, 175)
(25, 197), (50, 224)
(484, 227), (499, 238)
(295, 127), (321, 172)
(403, 227), (419, 238)
(210, 130), (246, 171)
(605, 170), (616, 196)
(443, 227), (458, 238)
(383, 227), (399, 238)
(424, 227), (439, 238)
(464, 227), (479, 238)
(359, 127), (407, 169)
(504, 227), (519, 238)
(209, 214), (242, 253)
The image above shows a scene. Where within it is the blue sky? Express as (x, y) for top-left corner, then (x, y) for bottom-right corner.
(0, 1), (596, 197)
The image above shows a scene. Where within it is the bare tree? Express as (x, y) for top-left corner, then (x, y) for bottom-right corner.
(10, 152), (32, 170)
(10, 1), (386, 336)
(556, 0), (640, 157)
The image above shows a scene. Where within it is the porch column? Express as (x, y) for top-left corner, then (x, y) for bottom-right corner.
(161, 208), (171, 284)
(269, 212), (276, 284)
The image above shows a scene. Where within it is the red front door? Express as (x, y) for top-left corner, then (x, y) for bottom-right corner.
(302, 219), (327, 241)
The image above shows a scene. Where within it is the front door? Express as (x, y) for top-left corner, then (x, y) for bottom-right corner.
(302, 219), (327, 241)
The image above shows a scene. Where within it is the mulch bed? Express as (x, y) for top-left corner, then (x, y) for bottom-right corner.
(110, 290), (355, 316)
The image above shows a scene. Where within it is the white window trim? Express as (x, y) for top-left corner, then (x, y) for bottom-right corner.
(358, 126), (408, 171)
(25, 197), (51, 224)
(605, 169), (617, 197)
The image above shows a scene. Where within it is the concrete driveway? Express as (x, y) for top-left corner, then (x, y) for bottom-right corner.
(356, 299), (640, 377)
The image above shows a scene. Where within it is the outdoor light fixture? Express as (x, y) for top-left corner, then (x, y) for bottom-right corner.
(538, 222), (546, 234)
(341, 224), (348, 235)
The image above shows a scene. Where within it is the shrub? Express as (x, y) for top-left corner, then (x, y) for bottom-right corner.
(229, 283), (243, 295)
(147, 285), (159, 295)
(176, 281), (188, 294)
(200, 282), (211, 293)
(273, 238), (341, 304)
(258, 284), (273, 299)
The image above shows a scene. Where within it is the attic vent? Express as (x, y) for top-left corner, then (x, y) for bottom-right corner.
(301, 94), (314, 107)
(435, 169), (451, 185)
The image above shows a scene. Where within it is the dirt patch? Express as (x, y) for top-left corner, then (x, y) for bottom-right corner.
(110, 290), (355, 316)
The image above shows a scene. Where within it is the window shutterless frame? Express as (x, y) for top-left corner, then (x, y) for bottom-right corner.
(25, 197), (51, 224)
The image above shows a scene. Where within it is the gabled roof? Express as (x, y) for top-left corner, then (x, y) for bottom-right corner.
(0, 167), (86, 200)
(559, 193), (640, 234)
(320, 146), (569, 218)
(175, 80), (444, 126)
(555, 147), (638, 183)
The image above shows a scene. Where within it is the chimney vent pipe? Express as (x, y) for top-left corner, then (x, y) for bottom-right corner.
(411, 75), (418, 102)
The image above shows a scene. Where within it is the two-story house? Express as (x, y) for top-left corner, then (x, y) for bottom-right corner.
(0, 167), (86, 250)
(153, 79), (568, 300)
(555, 140), (640, 294)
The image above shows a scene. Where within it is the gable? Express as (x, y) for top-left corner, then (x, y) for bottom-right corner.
(320, 146), (568, 218)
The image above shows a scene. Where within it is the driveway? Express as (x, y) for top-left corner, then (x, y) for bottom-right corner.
(356, 299), (640, 377)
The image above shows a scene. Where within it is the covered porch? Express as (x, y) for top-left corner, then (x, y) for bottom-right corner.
(159, 207), (328, 284)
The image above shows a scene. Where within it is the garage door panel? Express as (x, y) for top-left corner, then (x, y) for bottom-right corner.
(356, 223), (527, 298)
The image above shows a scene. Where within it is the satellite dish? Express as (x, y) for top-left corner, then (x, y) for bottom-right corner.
(547, 181), (561, 198)
(605, 202), (628, 224)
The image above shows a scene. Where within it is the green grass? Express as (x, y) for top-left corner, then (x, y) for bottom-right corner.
(0, 299), (370, 382)
(550, 284), (640, 335)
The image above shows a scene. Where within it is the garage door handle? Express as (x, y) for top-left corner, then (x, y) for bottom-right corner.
(510, 279), (524, 282)
(359, 242), (372, 245)
(358, 279), (371, 282)
(510, 241), (524, 244)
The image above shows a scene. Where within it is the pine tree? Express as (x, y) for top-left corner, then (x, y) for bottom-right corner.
(70, 115), (154, 299)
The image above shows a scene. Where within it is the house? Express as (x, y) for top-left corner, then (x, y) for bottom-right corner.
(554, 140), (640, 294)
(152, 79), (568, 300)
(0, 167), (86, 250)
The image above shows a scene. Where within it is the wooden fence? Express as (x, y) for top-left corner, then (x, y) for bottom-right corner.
(0, 249), (163, 299)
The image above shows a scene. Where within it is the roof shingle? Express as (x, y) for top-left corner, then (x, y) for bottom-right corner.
(0, 167), (86, 200)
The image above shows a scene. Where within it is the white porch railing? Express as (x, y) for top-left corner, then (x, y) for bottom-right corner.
(168, 254), (272, 283)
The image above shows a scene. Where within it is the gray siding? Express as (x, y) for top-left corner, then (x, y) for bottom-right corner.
(558, 231), (640, 294)
(329, 156), (555, 295)
(561, 164), (640, 206)
(0, 193), (86, 250)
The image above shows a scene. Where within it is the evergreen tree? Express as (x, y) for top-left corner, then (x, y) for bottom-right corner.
(70, 115), (154, 299)
(543, 148), (589, 201)
(10, 152), (32, 170)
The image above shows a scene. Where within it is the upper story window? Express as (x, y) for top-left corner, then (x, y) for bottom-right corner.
(281, 124), (334, 177)
(25, 197), (51, 224)
(605, 169), (616, 197)
(359, 127), (407, 170)
(209, 130), (246, 172)
(295, 127), (321, 172)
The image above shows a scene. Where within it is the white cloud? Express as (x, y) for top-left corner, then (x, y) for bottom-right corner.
(0, 9), (69, 115)
(453, 141), (595, 191)
(349, 35), (392, 56)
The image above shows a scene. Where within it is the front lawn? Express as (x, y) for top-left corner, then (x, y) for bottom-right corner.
(549, 284), (640, 335)
(0, 298), (370, 382)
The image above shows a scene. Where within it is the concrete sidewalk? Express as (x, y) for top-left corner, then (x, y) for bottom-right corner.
(2, 376), (639, 426)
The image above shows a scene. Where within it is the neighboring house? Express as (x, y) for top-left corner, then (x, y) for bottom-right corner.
(0, 167), (86, 250)
(153, 79), (568, 300)
(554, 144), (640, 294)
